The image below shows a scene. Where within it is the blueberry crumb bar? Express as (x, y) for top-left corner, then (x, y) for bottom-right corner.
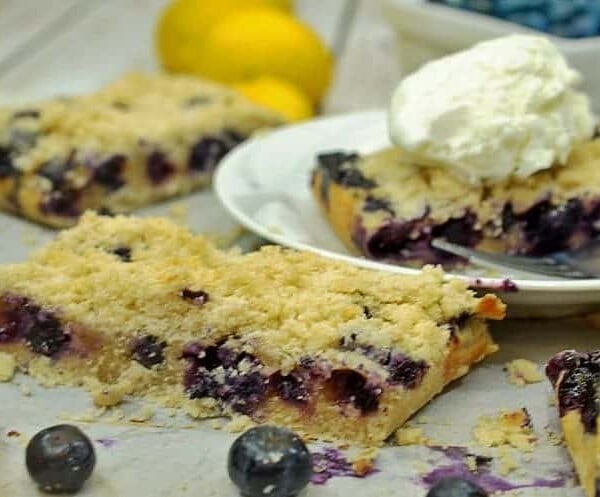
(546, 350), (600, 497)
(0, 213), (504, 445)
(0, 73), (282, 228)
(311, 139), (600, 266)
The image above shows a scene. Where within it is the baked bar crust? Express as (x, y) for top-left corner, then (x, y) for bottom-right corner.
(546, 351), (600, 497)
(311, 140), (600, 265)
(0, 213), (504, 445)
(0, 73), (282, 228)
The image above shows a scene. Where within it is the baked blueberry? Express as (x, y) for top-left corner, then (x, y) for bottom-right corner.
(146, 151), (174, 185)
(26, 424), (96, 493)
(426, 477), (488, 497)
(228, 426), (312, 497)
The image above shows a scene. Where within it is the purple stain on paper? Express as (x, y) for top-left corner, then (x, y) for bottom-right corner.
(96, 438), (117, 448)
(422, 446), (568, 493)
(310, 447), (378, 484)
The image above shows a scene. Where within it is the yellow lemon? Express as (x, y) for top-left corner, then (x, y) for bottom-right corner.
(156, 0), (293, 73)
(234, 77), (314, 122)
(194, 8), (333, 104)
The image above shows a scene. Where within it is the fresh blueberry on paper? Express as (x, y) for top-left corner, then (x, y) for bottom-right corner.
(228, 426), (312, 497)
(26, 424), (96, 493)
(427, 477), (488, 497)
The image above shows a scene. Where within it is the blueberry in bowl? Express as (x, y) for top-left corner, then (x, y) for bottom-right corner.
(228, 426), (312, 497)
(26, 424), (96, 493)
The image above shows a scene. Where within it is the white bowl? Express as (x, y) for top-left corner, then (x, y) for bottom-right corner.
(380, 0), (600, 111)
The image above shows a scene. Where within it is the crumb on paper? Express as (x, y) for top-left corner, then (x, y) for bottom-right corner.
(167, 203), (189, 226)
(6, 430), (21, 438)
(350, 448), (379, 477)
(504, 359), (544, 387)
(473, 408), (537, 452)
(223, 415), (256, 433)
(129, 406), (154, 423)
(19, 384), (32, 397)
(545, 429), (564, 446)
(415, 416), (431, 425)
(209, 419), (224, 430)
(59, 407), (106, 423)
(498, 446), (519, 476)
(105, 408), (125, 423)
(0, 352), (17, 382)
(394, 426), (429, 446)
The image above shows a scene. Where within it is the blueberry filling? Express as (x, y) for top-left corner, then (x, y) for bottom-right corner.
(362, 306), (373, 319)
(38, 158), (73, 187)
(40, 189), (81, 217)
(0, 146), (16, 178)
(432, 212), (481, 247)
(340, 335), (428, 389)
(363, 212), (481, 265)
(111, 246), (132, 262)
(188, 130), (244, 173)
(366, 221), (416, 260)
(130, 335), (166, 368)
(317, 152), (375, 189)
(270, 369), (312, 405)
(446, 312), (471, 337)
(180, 288), (209, 306)
(146, 151), (174, 185)
(182, 342), (268, 415)
(546, 351), (600, 433)
(0, 295), (70, 357)
(325, 369), (381, 413)
(93, 155), (126, 191)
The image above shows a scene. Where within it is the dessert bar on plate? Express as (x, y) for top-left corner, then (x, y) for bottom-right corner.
(0, 73), (282, 228)
(311, 139), (600, 266)
(0, 213), (504, 445)
(547, 351), (600, 497)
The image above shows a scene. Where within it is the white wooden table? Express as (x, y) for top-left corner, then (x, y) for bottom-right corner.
(0, 5), (598, 496)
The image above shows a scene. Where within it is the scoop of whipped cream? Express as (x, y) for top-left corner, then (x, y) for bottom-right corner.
(388, 35), (595, 183)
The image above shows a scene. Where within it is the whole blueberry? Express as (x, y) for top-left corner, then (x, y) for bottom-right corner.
(26, 424), (96, 493)
(228, 426), (312, 497)
(427, 477), (488, 497)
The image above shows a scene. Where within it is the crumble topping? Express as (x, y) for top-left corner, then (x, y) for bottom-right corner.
(472, 409), (537, 452)
(0, 352), (16, 381)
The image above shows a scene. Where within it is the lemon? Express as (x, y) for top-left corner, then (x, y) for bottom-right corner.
(193, 8), (333, 104)
(156, 0), (293, 73)
(234, 77), (314, 122)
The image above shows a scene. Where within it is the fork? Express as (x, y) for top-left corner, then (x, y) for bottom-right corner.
(431, 238), (600, 279)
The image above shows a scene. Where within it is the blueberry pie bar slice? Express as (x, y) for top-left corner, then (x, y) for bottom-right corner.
(311, 139), (600, 266)
(0, 213), (504, 445)
(546, 350), (600, 497)
(0, 73), (282, 228)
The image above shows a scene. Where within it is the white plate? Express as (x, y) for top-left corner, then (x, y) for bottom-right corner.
(215, 110), (600, 318)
